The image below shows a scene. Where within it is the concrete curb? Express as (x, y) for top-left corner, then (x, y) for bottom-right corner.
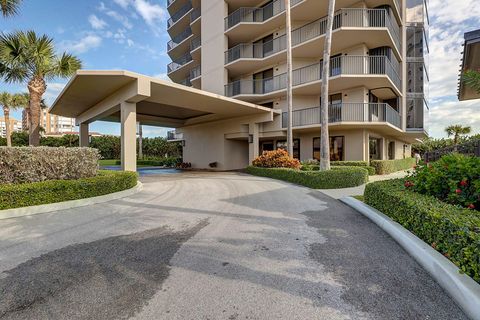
(340, 196), (480, 320)
(0, 182), (143, 221)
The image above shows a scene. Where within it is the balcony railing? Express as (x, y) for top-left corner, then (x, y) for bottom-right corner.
(190, 36), (201, 51)
(225, 8), (401, 64)
(190, 65), (201, 79)
(168, 27), (192, 51)
(168, 52), (193, 73)
(167, 130), (184, 141)
(190, 7), (201, 22)
(179, 77), (192, 87)
(225, 0), (303, 30)
(281, 103), (401, 129)
(168, 2), (193, 28)
(225, 55), (401, 97)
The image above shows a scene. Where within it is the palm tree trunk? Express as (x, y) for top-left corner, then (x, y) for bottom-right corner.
(3, 106), (12, 147)
(320, 0), (336, 171)
(285, 0), (293, 157)
(27, 77), (46, 146)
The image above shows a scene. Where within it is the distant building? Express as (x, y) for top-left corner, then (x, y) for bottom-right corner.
(0, 117), (23, 137)
(22, 109), (76, 135)
(43, 131), (103, 138)
(458, 29), (480, 101)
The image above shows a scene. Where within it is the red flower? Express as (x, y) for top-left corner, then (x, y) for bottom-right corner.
(460, 180), (468, 186)
(468, 204), (475, 210)
(455, 189), (462, 194)
(404, 181), (414, 188)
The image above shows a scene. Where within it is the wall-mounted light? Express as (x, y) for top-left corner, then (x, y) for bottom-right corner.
(249, 134), (254, 144)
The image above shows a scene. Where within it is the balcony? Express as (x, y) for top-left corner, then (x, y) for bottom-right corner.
(225, 8), (401, 75)
(167, 27), (192, 52)
(225, 55), (401, 100)
(281, 103), (402, 129)
(190, 65), (201, 79)
(168, 2), (193, 29)
(168, 52), (193, 74)
(167, 130), (184, 141)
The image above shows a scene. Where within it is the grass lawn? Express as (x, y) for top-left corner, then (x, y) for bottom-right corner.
(353, 195), (364, 202)
(99, 159), (119, 166)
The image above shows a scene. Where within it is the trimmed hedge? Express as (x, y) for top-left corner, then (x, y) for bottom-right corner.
(0, 171), (138, 210)
(246, 166), (368, 189)
(365, 179), (480, 283)
(113, 157), (180, 167)
(0, 147), (100, 184)
(301, 161), (375, 176)
(370, 158), (416, 175)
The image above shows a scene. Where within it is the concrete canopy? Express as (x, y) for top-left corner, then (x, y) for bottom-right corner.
(50, 70), (277, 128)
(458, 29), (480, 101)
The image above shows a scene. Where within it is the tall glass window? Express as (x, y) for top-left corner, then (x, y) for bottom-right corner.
(313, 137), (344, 161)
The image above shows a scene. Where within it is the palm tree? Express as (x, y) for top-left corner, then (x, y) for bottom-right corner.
(462, 70), (480, 93)
(1, 0), (22, 17)
(0, 30), (81, 146)
(319, 0), (336, 171)
(0, 92), (26, 147)
(445, 125), (472, 145)
(285, 0), (293, 156)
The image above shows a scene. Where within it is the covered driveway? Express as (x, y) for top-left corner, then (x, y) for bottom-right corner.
(50, 70), (277, 171)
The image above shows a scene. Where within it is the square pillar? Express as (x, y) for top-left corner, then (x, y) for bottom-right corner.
(121, 101), (137, 172)
(248, 123), (259, 164)
(79, 123), (89, 147)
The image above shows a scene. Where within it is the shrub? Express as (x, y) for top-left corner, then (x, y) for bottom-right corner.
(331, 161), (369, 167)
(370, 158), (416, 175)
(113, 157), (181, 167)
(0, 147), (100, 184)
(406, 154), (480, 210)
(246, 166), (368, 189)
(90, 136), (121, 160)
(365, 179), (480, 283)
(301, 160), (375, 175)
(252, 149), (301, 169)
(0, 171), (138, 210)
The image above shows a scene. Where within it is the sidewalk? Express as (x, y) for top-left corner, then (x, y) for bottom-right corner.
(317, 170), (410, 199)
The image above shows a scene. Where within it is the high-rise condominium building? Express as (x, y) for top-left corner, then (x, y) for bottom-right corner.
(22, 109), (75, 134)
(166, 0), (429, 166)
(0, 117), (22, 138)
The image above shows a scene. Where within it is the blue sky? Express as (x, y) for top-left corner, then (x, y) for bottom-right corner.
(1, 0), (479, 138)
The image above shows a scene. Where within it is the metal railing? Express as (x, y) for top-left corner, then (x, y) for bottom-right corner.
(167, 130), (184, 141)
(167, 27), (192, 51)
(190, 65), (201, 79)
(168, 52), (193, 73)
(179, 77), (192, 87)
(224, 8), (401, 64)
(190, 36), (201, 51)
(424, 139), (480, 162)
(281, 103), (401, 128)
(190, 7), (201, 22)
(167, 0), (175, 7)
(168, 2), (193, 28)
(224, 0), (303, 30)
(225, 55), (401, 96)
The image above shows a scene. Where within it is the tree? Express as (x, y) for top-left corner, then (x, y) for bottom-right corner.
(445, 125), (472, 145)
(462, 70), (480, 93)
(0, 30), (81, 146)
(285, 0), (293, 157)
(0, 0), (22, 17)
(0, 92), (27, 147)
(319, 0), (336, 171)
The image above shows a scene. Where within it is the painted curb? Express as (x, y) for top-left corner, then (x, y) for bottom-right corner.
(340, 196), (480, 320)
(0, 182), (143, 220)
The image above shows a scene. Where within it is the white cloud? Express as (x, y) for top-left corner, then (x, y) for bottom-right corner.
(59, 35), (102, 54)
(88, 14), (108, 30)
(428, 99), (480, 138)
(44, 82), (67, 105)
(113, 0), (130, 9)
(132, 0), (167, 33)
(105, 10), (133, 29)
(153, 73), (171, 81)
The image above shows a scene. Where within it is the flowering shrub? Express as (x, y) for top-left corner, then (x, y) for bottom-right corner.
(252, 149), (301, 169)
(405, 153), (480, 210)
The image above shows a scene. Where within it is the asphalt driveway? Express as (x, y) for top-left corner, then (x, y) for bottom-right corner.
(0, 172), (467, 320)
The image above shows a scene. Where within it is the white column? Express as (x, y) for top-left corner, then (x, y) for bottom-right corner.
(121, 102), (137, 172)
(248, 123), (259, 165)
(79, 123), (89, 147)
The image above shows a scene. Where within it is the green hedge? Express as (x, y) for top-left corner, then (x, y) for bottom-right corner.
(0, 171), (138, 210)
(370, 158), (416, 175)
(113, 157), (180, 167)
(365, 179), (480, 283)
(301, 161), (375, 176)
(246, 166), (368, 189)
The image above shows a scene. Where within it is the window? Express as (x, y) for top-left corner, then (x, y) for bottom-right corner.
(313, 136), (344, 161)
(276, 139), (300, 159)
(388, 141), (395, 160)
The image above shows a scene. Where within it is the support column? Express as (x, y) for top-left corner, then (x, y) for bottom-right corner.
(248, 123), (259, 165)
(79, 123), (89, 147)
(121, 102), (137, 172)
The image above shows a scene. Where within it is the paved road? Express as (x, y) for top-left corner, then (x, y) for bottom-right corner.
(0, 172), (467, 320)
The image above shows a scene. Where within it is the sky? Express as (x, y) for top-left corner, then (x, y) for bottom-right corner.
(0, 0), (479, 138)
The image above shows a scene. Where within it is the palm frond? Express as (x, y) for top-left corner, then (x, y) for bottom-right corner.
(0, 0), (22, 17)
(49, 52), (82, 79)
(462, 70), (480, 93)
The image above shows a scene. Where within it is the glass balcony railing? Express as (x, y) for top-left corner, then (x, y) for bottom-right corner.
(167, 27), (192, 51)
(190, 36), (201, 51)
(225, 55), (401, 97)
(168, 2), (193, 28)
(168, 52), (193, 73)
(190, 7), (201, 22)
(225, 8), (401, 64)
(281, 103), (402, 129)
(190, 65), (201, 79)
